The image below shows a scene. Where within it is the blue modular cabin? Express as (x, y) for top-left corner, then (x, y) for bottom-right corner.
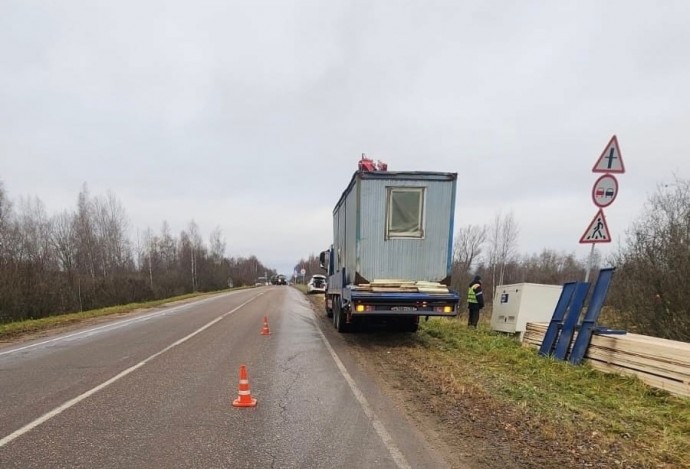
(320, 170), (460, 332)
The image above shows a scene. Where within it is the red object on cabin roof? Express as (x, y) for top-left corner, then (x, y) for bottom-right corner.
(358, 154), (388, 172)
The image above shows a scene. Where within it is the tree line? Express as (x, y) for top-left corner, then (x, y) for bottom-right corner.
(0, 182), (274, 323)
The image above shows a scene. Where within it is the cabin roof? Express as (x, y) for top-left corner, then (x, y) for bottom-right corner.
(333, 170), (457, 215)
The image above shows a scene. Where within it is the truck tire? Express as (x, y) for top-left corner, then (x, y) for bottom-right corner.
(334, 301), (349, 333)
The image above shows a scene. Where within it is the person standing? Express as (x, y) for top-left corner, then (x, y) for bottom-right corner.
(467, 275), (484, 328)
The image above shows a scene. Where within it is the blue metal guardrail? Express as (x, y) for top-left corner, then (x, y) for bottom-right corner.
(539, 267), (622, 364)
(538, 282), (576, 357)
(568, 267), (617, 364)
(553, 282), (592, 360)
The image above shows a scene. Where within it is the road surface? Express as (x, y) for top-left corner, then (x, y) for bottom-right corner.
(0, 287), (451, 468)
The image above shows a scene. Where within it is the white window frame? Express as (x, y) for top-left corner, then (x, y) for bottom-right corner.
(385, 187), (425, 239)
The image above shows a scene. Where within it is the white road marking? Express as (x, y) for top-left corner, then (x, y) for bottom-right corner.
(313, 321), (412, 469)
(0, 294), (260, 448)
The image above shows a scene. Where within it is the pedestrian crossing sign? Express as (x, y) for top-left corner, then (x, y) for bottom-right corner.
(580, 209), (611, 243)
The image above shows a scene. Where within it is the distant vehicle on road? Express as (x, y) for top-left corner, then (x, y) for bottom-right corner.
(272, 274), (287, 285)
(307, 275), (327, 294)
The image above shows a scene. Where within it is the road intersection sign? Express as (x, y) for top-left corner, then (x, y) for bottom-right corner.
(580, 209), (611, 244)
(592, 135), (625, 173)
(591, 174), (619, 208)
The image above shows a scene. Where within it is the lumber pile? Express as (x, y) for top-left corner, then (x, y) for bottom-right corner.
(522, 323), (690, 397)
(523, 322), (690, 399)
(350, 279), (450, 294)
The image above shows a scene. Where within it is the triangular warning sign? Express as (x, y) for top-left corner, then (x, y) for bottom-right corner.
(592, 135), (625, 173)
(579, 209), (611, 244)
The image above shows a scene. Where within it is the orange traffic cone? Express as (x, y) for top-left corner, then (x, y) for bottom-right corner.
(260, 316), (271, 336)
(232, 364), (257, 407)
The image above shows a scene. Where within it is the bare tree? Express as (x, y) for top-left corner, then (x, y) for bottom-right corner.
(16, 196), (53, 266)
(93, 191), (131, 276)
(73, 184), (99, 300)
(51, 211), (76, 273)
(485, 211), (520, 300)
(159, 221), (177, 271)
(0, 180), (10, 251)
(189, 221), (202, 291)
(294, 254), (322, 281)
(452, 224), (487, 292)
(209, 227), (226, 265)
(139, 228), (156, 291)
(519, 249), (584, 285)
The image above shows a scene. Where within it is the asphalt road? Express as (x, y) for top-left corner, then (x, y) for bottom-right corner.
(0, 287), (449, 469)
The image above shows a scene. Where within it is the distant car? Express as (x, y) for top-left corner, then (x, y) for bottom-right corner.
(307, 274), (327, 294)
(256, 276), (269, 287)
(270, 275), (287, 285)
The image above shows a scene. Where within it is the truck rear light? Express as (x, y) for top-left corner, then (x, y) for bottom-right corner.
(355, 304), (373, 312)
(434, 305), (454, 313)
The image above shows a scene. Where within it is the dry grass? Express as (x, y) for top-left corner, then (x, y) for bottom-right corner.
(416, 318), (690, 468)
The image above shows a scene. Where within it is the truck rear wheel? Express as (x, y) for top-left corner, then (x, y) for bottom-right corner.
(334, 301), (349, 333)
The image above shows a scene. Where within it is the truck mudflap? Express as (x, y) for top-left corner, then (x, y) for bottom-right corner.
(343, 288), (460, 316)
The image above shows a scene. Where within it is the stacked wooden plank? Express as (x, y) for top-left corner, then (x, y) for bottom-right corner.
(351, 279), (450, 294)
(523, 322), (690, 399)
(415, 281), (451, 293)
(523, 322), (549, 347)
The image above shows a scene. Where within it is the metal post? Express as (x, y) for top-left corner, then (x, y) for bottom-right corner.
(584, 244), (595, 282)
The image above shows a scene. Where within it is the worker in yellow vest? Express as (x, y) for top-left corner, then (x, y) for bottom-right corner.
(467, 275), (484, 328)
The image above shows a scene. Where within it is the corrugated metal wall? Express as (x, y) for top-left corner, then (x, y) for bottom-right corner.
(332, 172), (456, 285)
(345, 182), (358, 283)
(333, 174), (360, 285)
(357, 176), (455, 283)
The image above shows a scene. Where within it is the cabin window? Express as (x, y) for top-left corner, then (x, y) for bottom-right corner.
(385, 187), (425, 238)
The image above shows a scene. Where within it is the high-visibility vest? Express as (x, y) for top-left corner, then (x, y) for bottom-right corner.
(467, 284), (480, 304)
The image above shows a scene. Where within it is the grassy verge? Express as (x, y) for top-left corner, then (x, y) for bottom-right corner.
(416, 318), (690, 468)
(0, 290), (241, 340)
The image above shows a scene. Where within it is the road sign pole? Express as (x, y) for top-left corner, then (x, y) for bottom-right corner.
(584, 243), (595, 282)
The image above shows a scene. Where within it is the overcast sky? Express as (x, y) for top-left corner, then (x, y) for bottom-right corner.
(2, 1), (689, 276)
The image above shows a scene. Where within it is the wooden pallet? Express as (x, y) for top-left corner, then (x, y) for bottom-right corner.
(353, 279), (449, 294)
